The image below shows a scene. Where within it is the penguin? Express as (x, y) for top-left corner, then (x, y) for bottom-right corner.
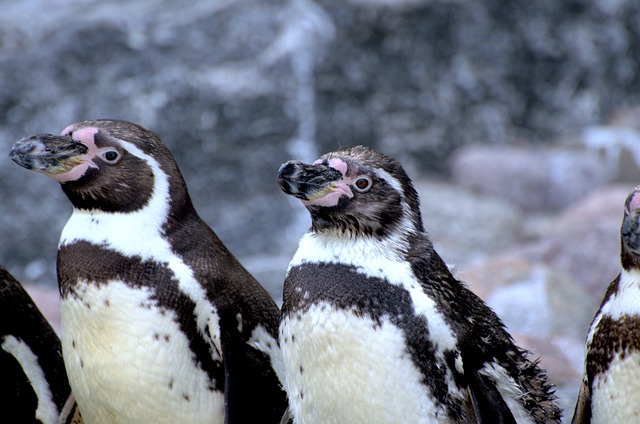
(276, 145), (562, 423)
(0, 265), (78, 423)
(571, 186), (640, 424)
(10, 120), (287, 424)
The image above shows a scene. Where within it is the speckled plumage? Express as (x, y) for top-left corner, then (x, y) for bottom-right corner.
(572, 186), (640, 424)
(277, 146), (561, 424)
(10, 120), (287, 424)
(0, 265), (75, 424)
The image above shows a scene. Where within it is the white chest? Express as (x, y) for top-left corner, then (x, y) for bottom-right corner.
(585, 271), (640, 423)
(591, 352), (640, 424)
(600, 270), (640, 320)
(279, 303), (444, 424)
(61, 280), (224, 424)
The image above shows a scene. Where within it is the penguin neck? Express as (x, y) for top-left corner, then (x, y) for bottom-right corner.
(59, 150), (174, 257)
(621, 243), (640, 271)
(593, 269), (640, 328)
(290, 227), (412, 271)
(619, 268), (640, 294)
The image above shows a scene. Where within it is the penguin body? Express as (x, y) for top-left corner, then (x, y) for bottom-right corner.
(0, 265), (72, 424)
(11, 120), (287, 423)
(572, 187), (640, 424)
(277, 146), (561, 424)
(280, 258), (463, 423)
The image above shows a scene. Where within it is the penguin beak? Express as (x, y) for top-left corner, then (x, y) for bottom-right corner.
(9, 134), (88, 175)
(277, 160), (345, 202)
(623, 189), (640, 255)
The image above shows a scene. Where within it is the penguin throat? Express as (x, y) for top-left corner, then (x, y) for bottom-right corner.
(62, 183), (152, 213)
(309, 226), (412, 263)
(309, 210), (398, 240)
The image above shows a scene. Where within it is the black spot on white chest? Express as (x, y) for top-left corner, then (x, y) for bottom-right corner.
(60, 280), (225, 422)
(58, 241), (225, 391)
(282, 263), (465, 418)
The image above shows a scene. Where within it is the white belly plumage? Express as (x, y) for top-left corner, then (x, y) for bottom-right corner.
(586, 270), (640, 423)
(280, 302), (444, 424)
(591, 352), (640, 424)
(61, 280), (224, 424)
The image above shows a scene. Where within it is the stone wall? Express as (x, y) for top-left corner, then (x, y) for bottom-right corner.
(2, 0), (640, 290)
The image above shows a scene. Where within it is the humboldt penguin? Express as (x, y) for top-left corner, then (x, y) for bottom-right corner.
(0, 265), (77, 423)
(276, 145), (561, 423)
(10, 120), (287, 424)
(572, 186), (640, 424)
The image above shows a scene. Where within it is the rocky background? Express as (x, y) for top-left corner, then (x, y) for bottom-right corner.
(2, 0), (640, 418)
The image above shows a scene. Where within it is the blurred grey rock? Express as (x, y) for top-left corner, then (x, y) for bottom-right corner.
(526, 184), (629, 303)
(461, 185), (626, 309)
(24, 283), (61, 335)
(580, 124), (640, 183)
(450, 145), (613, 211)
(414, 179), (523, 266)
(315, 0), (640, 172)
(463, 259), (595, 341)
(0, 0), (333, 289)
(3, 0), (640, 291)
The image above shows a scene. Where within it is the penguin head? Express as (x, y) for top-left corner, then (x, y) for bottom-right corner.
(622, 186), (640, 263)
(278, 145), (423, 239)
(10, 120), (188, 213)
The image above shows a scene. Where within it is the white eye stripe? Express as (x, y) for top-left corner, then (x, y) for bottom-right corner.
(372, 168), (404, 195)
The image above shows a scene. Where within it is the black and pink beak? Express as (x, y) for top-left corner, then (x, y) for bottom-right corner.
(277, 160), (355, 208)
(277, 161), (343, 199)
(622, 187), (640, 255)
(10, 134), (87, 175)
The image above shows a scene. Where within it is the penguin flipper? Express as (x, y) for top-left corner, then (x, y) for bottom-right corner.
(570, 379), (591, 424)
(57, 394), (83, 424)
(1, 266), (72, 423)
(0, 347), (38, 423)
(219, 310), (239, 424)
(466, 364), (517, 424)
(279, 408), (293, 424)
(220, 308), (287, 424)
(222, 345), (234, 424)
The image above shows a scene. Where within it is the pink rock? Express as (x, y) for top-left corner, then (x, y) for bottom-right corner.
(23, 284), (61, 335)
(450, 145), (614, 211)
(528, 184), (629, 301)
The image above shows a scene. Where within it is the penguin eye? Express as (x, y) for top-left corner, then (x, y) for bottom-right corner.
(101, 149), (120, 165)
(353, 176), (372, 193)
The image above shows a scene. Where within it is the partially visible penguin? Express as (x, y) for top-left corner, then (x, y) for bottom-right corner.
(276, 146), (561, 423)
(572, 186), (640, 424)
(0, 265), (81, 423)
(10, 120), (287, 424)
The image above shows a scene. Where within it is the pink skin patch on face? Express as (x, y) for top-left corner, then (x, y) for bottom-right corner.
(49, 126), (101, 183)
(629, 189), (640, 212)
(60, 124), (76, 136)
(303, 158), (355, 207)
(313, 158), (349, 175)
